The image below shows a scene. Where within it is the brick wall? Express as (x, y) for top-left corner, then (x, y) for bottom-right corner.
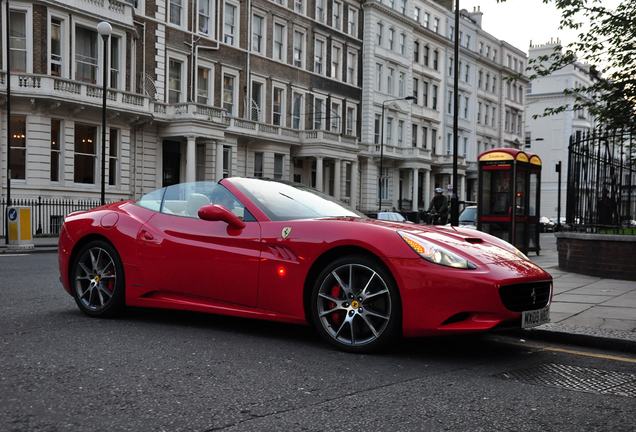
(557, 233), (636, 281)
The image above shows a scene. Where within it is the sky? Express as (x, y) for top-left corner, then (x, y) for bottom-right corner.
(458, 0), (601, 53)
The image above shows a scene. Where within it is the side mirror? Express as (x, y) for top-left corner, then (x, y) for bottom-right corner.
(198, 204), (246, 229)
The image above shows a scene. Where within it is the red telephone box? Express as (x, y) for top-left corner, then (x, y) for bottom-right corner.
(477, 148), (542, 255)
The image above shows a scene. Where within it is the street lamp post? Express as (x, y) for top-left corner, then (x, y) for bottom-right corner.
(97, 21), (112, 206)
(379, 96), (416, 211)
(450, 0), (460, 226)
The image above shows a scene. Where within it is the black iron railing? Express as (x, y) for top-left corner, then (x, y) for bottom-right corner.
(1, 197), (123, 237)
(566, 128), (636, 233)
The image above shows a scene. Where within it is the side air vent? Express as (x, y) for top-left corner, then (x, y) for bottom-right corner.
(268, 245), (298, 262)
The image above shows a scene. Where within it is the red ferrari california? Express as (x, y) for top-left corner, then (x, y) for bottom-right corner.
(58, 178), (552, 353)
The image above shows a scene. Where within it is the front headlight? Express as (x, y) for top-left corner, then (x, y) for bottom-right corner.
(398, 231), (476, 269)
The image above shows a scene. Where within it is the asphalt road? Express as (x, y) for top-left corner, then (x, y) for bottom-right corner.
(1, 253), (635, 431)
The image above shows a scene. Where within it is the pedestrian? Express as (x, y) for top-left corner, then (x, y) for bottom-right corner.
(427, 188), (448, 224)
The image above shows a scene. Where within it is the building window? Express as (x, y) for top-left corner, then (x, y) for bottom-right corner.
(332, 1), (342, 30)
(345, 163), (352, 198)
(168, 59), (182, 103)
(412, 124), (418, 147)
(398, 120), (404, 147)
(379, 168), (389, 200)
(252, 15), (263, 54)
(315, 39), (324, 74)
(388, 28), (394, 51)
(331, 45), (341, 79)
(376, 23), (383, 46)
(254, 152), (263, 178)
(423, 45), (429, 66)
(432, 85), (438, 110)
(223, 74), (235, 115)
(250, 81), (263, 122)
(108, 128), (118, 186)
(51, 18), (62, 76)
(223, 146), (231, 178)
(347, 8), (357, 37)
(376, 64), (383, 92)
(414, 41), (420, 63)
(75, 26), (98, 82)
(295, 0), (304, 14)
(399, 72), (405, 98)
(399, 33), (406, 55)
(109, 37), (120, 89)
(274, 154), (284, 179)
(316, 0), (325, 22)
(224, 3), (237, 45)
(51, 119), (61, 182)
(346, 106), (356, 136)
(400, 0), (406, 14)
(492, 107), (496, 127)
(422, 82), (428, 107)
(374, 114), (381, 144)
(292, 92), (302, 129)
(413, 77), (418, 100)
(386, 118), (393, 146)
(422, 126), (428, 149)
(170, 0), (182, 25)
(331, 102), (341, 132)
(464, 96), (469, 118)
(74, 123), (97, 184)
(347, 51), (356, 85)
(273, 87), (284, 126)
(485, 104), (489, 125)
(431, 129), (437, 153)
(433, 50), (438, 70)
(197, 67), (210, 104)
(10, 116), (27, 180)
(387, 68), (394, 95)
(414, 7), (420, 22)
(424, 13), (430, 28)
(273, 23), (285, 61)
(196, 144), (206, 181)
(293, 30), (305, 68)
(433, 18), (439, 33)
(464, 64), (470, 83)
(314, 97), (324, 130)
(199, 0), (210, 34)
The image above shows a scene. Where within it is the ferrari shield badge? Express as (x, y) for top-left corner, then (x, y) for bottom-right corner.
(281, 227), (292, 239)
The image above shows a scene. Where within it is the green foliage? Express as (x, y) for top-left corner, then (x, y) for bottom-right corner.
(501, 0), (636, 129)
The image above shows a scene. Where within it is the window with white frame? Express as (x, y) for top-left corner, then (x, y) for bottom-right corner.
(347, 8), (357, 37)
(477, 102), (482, 123)
(274, 154), (284, 179)
(398, 72), (405, 98)
(9, 13), (28, 72)
(10, 116), (26, 180)
(273, 22), (285, 61)
(292, 92), (303, 129)
(51, 119), (61, 182)
(422, 126), (428, 149)
(74, 123), (97, 184)
(316, 0), (325, 22)
(399, 33), (406, 55)
(464, 64), (470, 83)
(433, 50), (438, 70)
(463, 136), (468, 157)
(388, 28), (394, 50)
(75, 26), (98, 82)
(398, 120), (404, 147)
(386, 118), (393, 146)
(254, 152), (264, 178)
(108, 128), (119, 186)
(424, 12), (430, 28)
(332, 1), (342, 30)
(252, 14), (264, 54)
(464, 96), (469, 118)
(199, 0), (211, 34)
(109, 36), (120, 89)
(170, 0), (182, 25)
(224, 3), (237, 45)
(251, 81), (263, 121)
(376, 64), (382, 91)
(346, 106), (356, 136)
(376, 23), (383, 46)
(331, 101), (341, 132)
(423, 45), (429, 66)
(433, 17), (439, 33)
(414, 7), (420, 22)
(223, 146), (231, 178)
(422, 81), (428, 107)
(346, 50), (357, 85)
(374, 114), (381, 144)
(379, 168), (389, 200)
(293, 30), (305, 68)
(197, 67), (211, 104)
(400, 0), (406, 14)
(387, 67), (394, 95)
(168, 59), (183, 103)
(314, 38), (325, 74)
(50, 17), (63, 76)
(314, 96), (325, 130)
(273, 86), (284, 126)
(446, 133), (452, 155)
(431, 129), (437, 153)
(295, 0), (304, 14)
(345, 163), (352, 198)
(223, 72), (236, 115)
(485, 104), (489, 125)
(492, 107), (496, 127)
(414, 41), (419, 63)
(331, 45), (341, 80)
(412, 124), (418, 147)
(432, 85), (438, 110)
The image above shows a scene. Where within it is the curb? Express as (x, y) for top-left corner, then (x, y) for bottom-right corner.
(508, 328), (636, 355)
(0, 247), (58, 254)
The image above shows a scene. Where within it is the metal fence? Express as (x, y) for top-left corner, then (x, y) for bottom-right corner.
(566, 128), (636, 233)
(1, 197), (121, 237)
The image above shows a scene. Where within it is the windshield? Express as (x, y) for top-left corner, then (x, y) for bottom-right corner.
(228, 178), (364, 221)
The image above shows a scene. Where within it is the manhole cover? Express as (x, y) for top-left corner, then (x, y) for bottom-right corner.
(497, 363), (636, 398)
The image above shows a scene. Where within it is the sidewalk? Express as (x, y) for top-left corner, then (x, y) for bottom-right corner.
(3, 235), (636, 352)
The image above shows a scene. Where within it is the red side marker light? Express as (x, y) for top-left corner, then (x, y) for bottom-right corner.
(278, 267), (286, 276)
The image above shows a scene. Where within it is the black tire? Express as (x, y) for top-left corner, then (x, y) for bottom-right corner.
(310, 255), (401, 353)
(71, 240), (125, 318)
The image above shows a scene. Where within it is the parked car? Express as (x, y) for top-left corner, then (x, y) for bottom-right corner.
(458, 206), (477, 229)
(58, 178), (553, 353)
(365, 211), (412, 223)
(539, 217), (555, 232)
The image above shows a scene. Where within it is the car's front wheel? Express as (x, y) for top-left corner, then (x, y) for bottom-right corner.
(71, 240), (125, 317)
(310, 255), (401, 353)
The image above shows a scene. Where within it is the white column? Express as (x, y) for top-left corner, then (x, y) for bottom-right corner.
(424, 169), (431, 209)
(215, 141), (223, 181)
(460, 175), (466, 202)
(316, 157), (323, 192)
(185, 135), (196, 183)
(334, 159), (341, 200)
(351, 160), (359, 210)
(412, 168), (419, 211)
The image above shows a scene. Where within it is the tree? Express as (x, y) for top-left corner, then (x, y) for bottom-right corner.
(503, 0), (636, 130)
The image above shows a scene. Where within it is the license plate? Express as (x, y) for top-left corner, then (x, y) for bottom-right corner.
(522, 307), (550, 328)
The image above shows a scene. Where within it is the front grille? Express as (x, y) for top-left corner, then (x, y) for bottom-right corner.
(499, 281), (551, 312)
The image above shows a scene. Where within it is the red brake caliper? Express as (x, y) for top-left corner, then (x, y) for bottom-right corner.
(330, 285), (342, 325)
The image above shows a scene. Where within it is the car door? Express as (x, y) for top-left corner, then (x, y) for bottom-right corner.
(136, 187), (261, 307)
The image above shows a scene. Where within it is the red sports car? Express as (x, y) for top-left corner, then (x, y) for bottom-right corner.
(58, 178), (552, 353)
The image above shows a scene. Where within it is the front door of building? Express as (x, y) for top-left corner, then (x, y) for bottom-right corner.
(163, 141), (181, 187)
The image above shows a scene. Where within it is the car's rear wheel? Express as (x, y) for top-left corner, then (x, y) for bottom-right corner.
(310, 255), (401, 353)
(72, 240), (125, 317)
